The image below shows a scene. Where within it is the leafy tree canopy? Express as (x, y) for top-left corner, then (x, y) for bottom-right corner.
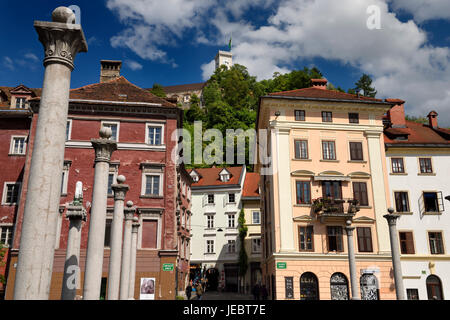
(353, 74), (377, 97)
(149, 83), (166, 98)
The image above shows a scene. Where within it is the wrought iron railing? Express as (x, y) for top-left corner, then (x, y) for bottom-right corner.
(311, 197), (360, 215)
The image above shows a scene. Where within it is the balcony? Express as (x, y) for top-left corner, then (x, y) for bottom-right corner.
(312, 198), (360, 223)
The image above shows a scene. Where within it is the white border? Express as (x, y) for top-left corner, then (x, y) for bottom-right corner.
(9, 135), (27, 155)
(2, 182), (21, 205)
(101, 120), (120, 142)
(145, 122), (165, 146)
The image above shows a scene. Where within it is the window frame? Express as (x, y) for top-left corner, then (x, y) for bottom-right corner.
(0, 224), (14, 247)
(2, 182), (21, 205)
(349, 141), (364, 161)
(101, 121), (120, 142)
(295, 110), (306, 121)
(422, 191), (442, 213)
(138, 214), (162, 250)
(15, 97), (28, 109)
(394, 191), (410, 213)
(206, 214), (215, 229)
(322, 140), (337, 160)
(296, 180), (311, 204)
(207, 194), (215, 204)
(9, 135), (27, 155)
(356, 227), (373, 253)
(418, 157), (433, 174)
(206, 239), (215, 254)
(66, 119), (72, 141)
(145, 123), (165, 146)
(252, 237), (262, 254)
(322, 111), (333, 122)
(348, 113), (359, 124)
(294, 139), (309, 160)
(391, 157), (405, 174)
(227, 239), (236, 253)
(326, 226), (344, 252)
(252, 211), (261, 225)
(298, 225), (314, 252)
(352, 182), (369, 206)
(428, 231), (445, 255)
(60, 161), (72, 196)
(398, 231), (415, 254)
(227, 213), (236, 228)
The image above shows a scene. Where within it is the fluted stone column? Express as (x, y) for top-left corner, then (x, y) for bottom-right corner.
(345, 220), (360, 300)
(83, 128), (117, 300)
(14, 7), (87, 300)
(61, 204), (87, 300)
(107, 175), (129, 300)
(384, 208), (406, 300)
(119, 201), (135, 300)
(129, 216), (140, 299)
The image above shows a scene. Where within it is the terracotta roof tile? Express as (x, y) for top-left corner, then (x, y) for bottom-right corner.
(189, 166), (245, 187)
(161, 82), (206, 94)
(384, 120), (450, 145)
(268, 87), (385, 102)
(242, 172), (260, 198)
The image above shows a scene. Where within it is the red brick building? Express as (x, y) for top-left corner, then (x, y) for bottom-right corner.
(1, 62), (192, 300)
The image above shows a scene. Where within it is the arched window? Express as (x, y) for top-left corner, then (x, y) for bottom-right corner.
(300, 272), (319, 300)
(330, 272), (349, 300)
(426, 275), (443, 300)
(360, 274), (379, 300)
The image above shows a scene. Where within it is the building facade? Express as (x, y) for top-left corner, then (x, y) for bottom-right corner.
(189, 166), (246, 292)
(3, 62), (191, 300)
(384, 102), (450, 300)
(256, 79), (397, 300)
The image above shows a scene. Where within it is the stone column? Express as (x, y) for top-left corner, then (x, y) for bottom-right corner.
(384, 208), (406, 300)
(129, 216), (140, 299)
(83, 128), (117, 300)
(106, 175), (129, 300)
(345, 220), (360, 300)
(14, 7), (88, 300)
(119, 201), (135, 300)
(61, 205), (87, 300)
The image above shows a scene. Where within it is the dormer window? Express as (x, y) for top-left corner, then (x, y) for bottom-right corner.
(190, 170), (200, 183)
(219, 168), (231, 182)
(15, 97), (28, 109)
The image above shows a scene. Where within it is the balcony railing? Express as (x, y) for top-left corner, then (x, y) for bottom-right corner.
(312, 198), (360, 217)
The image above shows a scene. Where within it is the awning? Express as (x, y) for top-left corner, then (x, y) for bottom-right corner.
(314, 175), (351, 181)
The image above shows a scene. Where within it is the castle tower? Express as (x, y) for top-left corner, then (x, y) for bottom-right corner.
(215, 51), (233, 70)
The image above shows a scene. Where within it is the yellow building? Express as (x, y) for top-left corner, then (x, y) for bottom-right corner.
(256, 79), (397, 300)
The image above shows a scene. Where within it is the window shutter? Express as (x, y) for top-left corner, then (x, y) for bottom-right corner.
(437, 191), (444, 212)
(360, 183), (368, 206)
(202, 194), (207, 207)
(406, 232), (414, 254)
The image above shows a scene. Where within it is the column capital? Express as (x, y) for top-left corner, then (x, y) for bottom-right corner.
(383, 213), (401, 226)
(364, 130), (382, 138)
(34, 8), (88, 71)
(124, 201), (136, 220)
(91, 139), (117, 163)
(132, 217), (140, 233)
(112, 184), (129, 201)
(66, 205), (87, 221)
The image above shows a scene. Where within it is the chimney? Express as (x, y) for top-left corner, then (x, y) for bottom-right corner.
(100, 60), (122, 83)
(386, 99), (406, 128)
(311, 78), (327, 90)
(427, 111), (438, 128)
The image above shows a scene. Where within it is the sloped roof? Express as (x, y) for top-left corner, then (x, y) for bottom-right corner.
(188, 166), (245, 188)
(384, 120), (450, 145)
(242, 172), (260, 198)
(0, 86), (41, 107)
(161, 82), (206, 94)
(267, 87), (385, 103)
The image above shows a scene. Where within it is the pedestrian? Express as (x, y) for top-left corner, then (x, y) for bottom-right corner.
(201, 277), (206, 292)
(261, 285), (268, 300)
(196, 282), (203, 300)
(185, 282), (192, 300)
(252, 283), (260, 300)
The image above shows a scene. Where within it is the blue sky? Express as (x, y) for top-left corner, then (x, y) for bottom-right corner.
(1, 0), (450, 125)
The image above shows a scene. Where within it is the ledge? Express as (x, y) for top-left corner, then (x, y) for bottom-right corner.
(347, 160), (367, 163)
(140, 195), (164, 199)
(8, 153), (26, 157)
(390, 173), (408, 176)
(423, 211), (442, 216)
(294, 204), (311, 207)
(320, 159), (339, 163)
(418, 173), (436, 176)
(397, 211), (413, 215)
(292, 158), (312, 162)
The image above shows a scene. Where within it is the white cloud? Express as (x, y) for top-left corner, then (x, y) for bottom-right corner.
(389, 0), (450, 23)
(3, 57), (15, 70)
(24, 53), (39, 62)
(107, 0), (450, 125)
(200, 59), (215, 81)
(125, 59), (143, 71)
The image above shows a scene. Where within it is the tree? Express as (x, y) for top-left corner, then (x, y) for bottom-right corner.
(238, 209), (248, 293)
(354, 74), (377, 97)
(149, 83), (166, 97)
(405, 114), (428, 124)
(0, 243), (6, 286)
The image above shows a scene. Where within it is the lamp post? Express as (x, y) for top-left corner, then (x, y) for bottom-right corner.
(383, 207), (406, 300)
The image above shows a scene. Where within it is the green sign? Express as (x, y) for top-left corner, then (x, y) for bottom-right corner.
(163, 263), (174, 271)
(277, 262), (287, 269)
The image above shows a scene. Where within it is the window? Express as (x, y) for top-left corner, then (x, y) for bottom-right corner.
(394, 192), (410, 212)
(206, 240), (214, 253)
(391, 158), (405, 173)
(144, 175), (160, 196)
(102, 122), (119, 141)
(2, 183), (21, 205)
(322, 141), (336, 160)
(208, 194), (214, 204)
(100, 278), (108, 300)
(357, 227), (373, 252)
(252, 211), (260, 224)
(348, 113), (359, 124)
(0, 225), (13, 247)
(349, 142), (363, 161)
(426, 275), (443, 300)
(15, 97), (27, 109)
(296, 181), (311, 204)
(66, 120), (72, 141)
(184, 95), (190, 103)
(353, 182), (368, 206)
(207, 215), (214, 229)
(104, 218), (112, 247)
(294, 140), (308, 159)
(60, 162), (71, 196)
(295, 110), (305, 121)
(327, 226), (343, 252)
(423, 192), (441, 213)
(399, 232), (415, 254)
(227, 214), (235, 228)
(299, 226), (314, 252)
(322, 111), (332, 122)
(428, 232), (444, 254)
(107, 173), (115, 196)
(10, 136), (26, 155)
(419, 158), (433, 173)
(141, 220), (158, 249)
(322, 181), (342, 199)
(406, 289), (419, 300)
(228, 193), (235, 203)
(252, 238), (261, 253)
(147, 125), (163, 145)
(227, 240), (236, 253)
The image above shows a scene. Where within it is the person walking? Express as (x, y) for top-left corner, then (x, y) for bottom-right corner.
(196, 282), (203, 300)
(185, 282), (192, 300)
(252, 283), (261, 300)
(261, 285), (268, 300)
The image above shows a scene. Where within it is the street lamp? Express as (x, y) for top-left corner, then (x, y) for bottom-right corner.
(445, 195), (450, 202)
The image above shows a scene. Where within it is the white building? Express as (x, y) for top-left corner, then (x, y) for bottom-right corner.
(215, 51), (233, 70)
(189, 166), (246, 292)
(384, 101), (450, 300)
